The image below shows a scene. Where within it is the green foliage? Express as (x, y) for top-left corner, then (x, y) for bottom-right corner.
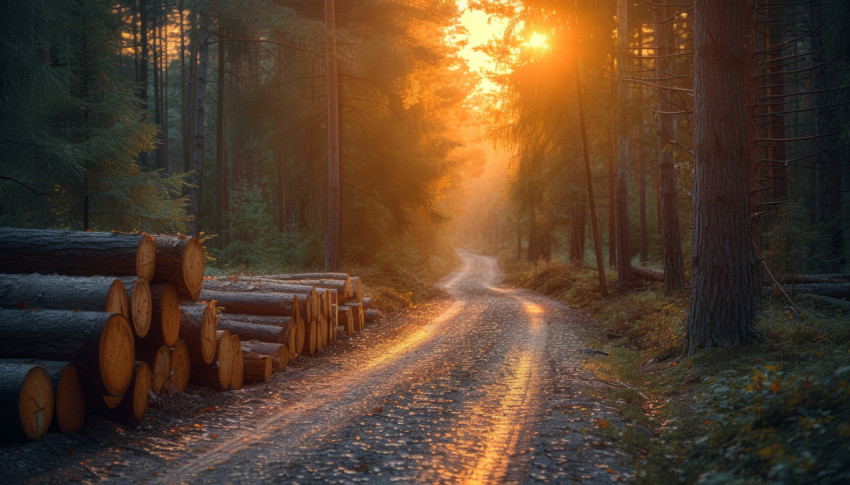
(208, 186), (320, 273)
(0, 0), (187, 232)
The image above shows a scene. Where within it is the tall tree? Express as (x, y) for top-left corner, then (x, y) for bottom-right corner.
(324, 0), (340, 271)
(654, 2), (686, 294)
(687, 0), (758, 352)
(615, 0), (632, 286)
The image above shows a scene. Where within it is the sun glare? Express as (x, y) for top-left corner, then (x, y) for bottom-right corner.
(524, 32), (550, 51)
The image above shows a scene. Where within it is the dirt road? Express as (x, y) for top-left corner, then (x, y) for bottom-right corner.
(1, 251), (630, 483)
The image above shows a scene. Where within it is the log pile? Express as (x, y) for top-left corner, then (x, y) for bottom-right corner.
(0, 227), (380, 440)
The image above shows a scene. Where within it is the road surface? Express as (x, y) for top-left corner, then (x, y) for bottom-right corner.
(1, 251), (630, 483)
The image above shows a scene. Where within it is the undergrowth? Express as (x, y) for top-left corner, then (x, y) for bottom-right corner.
(501, 254), (850, 484)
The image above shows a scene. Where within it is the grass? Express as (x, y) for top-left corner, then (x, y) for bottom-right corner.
(501, 254), (850, 484)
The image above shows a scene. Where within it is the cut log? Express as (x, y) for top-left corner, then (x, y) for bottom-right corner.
(117, 361), (150, 422)
(338, 305), (354, 335)
(190, 330), (233, 390)
(117, 276), (152, 337)
(101, 393), (123, 410)
(202, 279), (317, 351)
(229, 334), (243, 390)
(198, 289), (302, 317)
(242, 354), (271, 384)
(0, 361), (54, 440)
(345, 302), (364, 332)
(179, 304), (217, 366)
(151, 235), (205, 300)
(364, 308), (381, 323)
(222, 314), (298, 356)
(241, 341), (288, 371)
(261, 277), (352, 303)
(7, 360), (86, 434)
(362, 296), (373, 310)
(349, 276), (362, 302)
(170, 340), (191, 392)
(217, 317), (288, 344)
(0, 309), (135, 396)
(139, 283), (179, 346)
(0, 274), (128, 321)
(0, 228), (157, 281)
(631, 266), (664, 282)
(136, 345), (171, 395)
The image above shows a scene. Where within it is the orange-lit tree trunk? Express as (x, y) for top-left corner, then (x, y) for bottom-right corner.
(324, 0), (341, 271)
(687, 0), (758, 353)
(190, 0), (209, 236)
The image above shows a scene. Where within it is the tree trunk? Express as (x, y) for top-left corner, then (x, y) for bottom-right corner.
(615, 0), (632, 287)
(0, 228), (156, 281)
(575, 57), (608, 297)
(654, 4), (686, 294)
(687, 0), (759, 353)
(0, 274), (128, 322)
(139, 0), (149, 169)
(338, 305), (354, 335)
(0, 361), (53, 440)
(150, 234), (205, 300)
(179, 304), (217, 366)
(0, 309), (135, 396)
(190, 0), (209, 236)
(215, 29), (227, 248)
(325, 0), (341, 271)
(638, 139), (648, 263)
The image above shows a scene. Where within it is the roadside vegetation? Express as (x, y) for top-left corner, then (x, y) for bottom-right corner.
(501, 255), (850, 484)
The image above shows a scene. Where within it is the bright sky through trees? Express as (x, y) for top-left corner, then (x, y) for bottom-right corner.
(453, 0), (510, 94)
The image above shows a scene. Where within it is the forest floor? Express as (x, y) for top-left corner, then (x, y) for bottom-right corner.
(500, 255), (850, 484)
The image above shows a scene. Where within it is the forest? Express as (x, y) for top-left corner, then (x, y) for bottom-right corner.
(1, 0), (849, 481)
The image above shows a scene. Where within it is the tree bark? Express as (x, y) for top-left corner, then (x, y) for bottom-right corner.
(241, 340), (288, 371)
(0, 309), (135, 396)
(216, 317), (290, 345)
(226, 314), (300, 358)
(616, 0), (632, 287)
(654, 4), (686, 294)
(0, 361), (53, 440)
(150, 234), (205, 301)
(190, 0), (209, 236)
(687, 0), (759, 353)
(325, 0), (341, 271)
(0, 228), (156, 281)
(0, 274), (128, 321)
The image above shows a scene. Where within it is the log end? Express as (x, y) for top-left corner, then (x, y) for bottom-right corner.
(200, 304), (217, 365)
(229, 335), (243, 390)
(182, 238), (205, 301)
(158, 284), (180, 347)
(105, 278), (130, 322)
(170, 340), (191, 393)
(145, 345), (171, 395)
(126, 361), (151, 422)
(129, 277), (153, 338)
(136, 234), (157, 282)
(216, 330), (234, 390)
(98, 314), (136, 397)
(19, 366), (54, 440)
(55, 363), (85, 434)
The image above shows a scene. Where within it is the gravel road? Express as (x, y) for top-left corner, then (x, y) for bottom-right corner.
(1, 251), (631, 484)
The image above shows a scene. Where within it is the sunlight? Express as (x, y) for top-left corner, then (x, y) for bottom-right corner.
(451, 1), (511, 94)
(524, 32), (550, 51)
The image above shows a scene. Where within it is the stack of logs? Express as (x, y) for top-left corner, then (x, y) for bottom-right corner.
(0, 227), (380, 441)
